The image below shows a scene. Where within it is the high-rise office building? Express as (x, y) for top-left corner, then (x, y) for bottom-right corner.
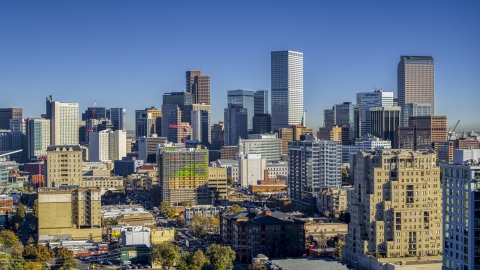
(356, 89), (394, 137)
(227, 90), (255, 131)
(191, 110), (210, 145)
(223, 105), (248, 146)
(252, 114), (272, 134)
(45, 95), (53, 119)
(397, 56), (435, 115)
(238, 134), (282, 162)
(89, 130), (127, 162)
(81, 107), (107, 121)
(183, 104), (211, 127)
(254, 90), (269, 115)
(0, 108), (22, 130)
(161, 104), (186, 143)
(398, 116), (447, 157)
(186, 71), (210, 104)
(157, 143), (209, 206)
(46, 145), (83, 187)
(278, 125), (313, 156)
(271, 50), (304, 130)
(401, 103), (431, 127)
(50, 101), (79, 145)
(441, 149), (480, 270)
(9, 119), (27, 134)
(163, 91), (193, 119)
(343, 149), (442, 269)
(135, 107), (162, 138)
(369, 106), (401, 148)
(27, 118), (50, 160)
(323, 102), (356, 144)
(211, 122), (224, 150)
(108, 108), (127, 131)
(288, 138), (342, 205)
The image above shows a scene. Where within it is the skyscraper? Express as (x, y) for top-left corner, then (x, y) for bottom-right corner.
(108, 108), (127, 131)
(254, 90), (269, 115)
(271, 50), (304, 130)
(0, 108), (22, 130)
(163, 92), (193, 116)
(89, 130), (127, 162)
(397, 56), (435, 115)
(288, 138), (342, 205)
(356, 89), (394, 136)
(223, 104), (248, 146)
(27, 118), (50, 160)
(227, 90), (254, 131)
(50, 101), (79, 145)
(369, 106), (401, 148)
(186, 71), (210, 104)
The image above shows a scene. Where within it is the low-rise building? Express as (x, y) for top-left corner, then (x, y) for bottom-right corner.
(101, 205), (155, 227)
(316, 187), (350, 216)
(221, 209), (305, 263)
(121, 226), (151, 247)
(0, 195), (13, 212)
(304, 221), (348, 240)
(150, 227), (175, 244)
(208, 167), (228, 200)
(184, 205), (223, 226)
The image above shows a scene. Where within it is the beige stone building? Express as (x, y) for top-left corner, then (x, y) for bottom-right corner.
(343, 149), (442, 270)
(150, 228), (175, 244)
(305, 222), (348, 240)
(38, 187), (102, 242)
(278, 125), (313, 155)
(46, 145), (83, 187)
(316, 188), (349, 215)
(208, 167), (228, 200)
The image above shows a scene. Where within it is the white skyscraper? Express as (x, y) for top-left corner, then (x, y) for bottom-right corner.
(271, 50), (303, 130)
(50, 101), (79, 145)
(356, 89), (394, 136)
(27, 118), (50, 159)
(89, 130), (126, 162)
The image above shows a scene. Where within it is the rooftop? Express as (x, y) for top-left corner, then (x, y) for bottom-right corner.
(270, 257), (350, 270)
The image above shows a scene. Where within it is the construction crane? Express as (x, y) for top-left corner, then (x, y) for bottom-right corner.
(439, 119), (460, 164)
(88, 101), (97, 132)
(169, 124), (190, 148)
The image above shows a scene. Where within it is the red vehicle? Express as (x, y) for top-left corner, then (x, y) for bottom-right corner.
(76, 244), (109, 257)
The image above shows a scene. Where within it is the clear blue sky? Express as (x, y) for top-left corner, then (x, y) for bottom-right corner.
(1, 1), (479, 131)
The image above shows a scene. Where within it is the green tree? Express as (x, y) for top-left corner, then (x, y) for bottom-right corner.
(23, 262), (43, 270)
(190, 249), (210, 270)
(16, 203), (26, 219)
(149, 243), (181, 270)
(28, 237), (35, 245)
(226, 177), (234, 185)
(32, 199), (39, 219)
(227, 204), (242, 213)
(22, 244), (55, 263)
(181, 200), (192, 207)
(249, 262), (266, 270)
(56, 246), (73, 259)
(0, 258), (9, 270)
(10, 240), (24, 258)
(59, 256), (77, 270)
(0, 230), (20, 249)
(190, 215), (207, 238)
(205, 243), (236, 270)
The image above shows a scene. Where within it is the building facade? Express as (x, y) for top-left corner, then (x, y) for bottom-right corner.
(27, 118), (50, 160)
(369, 106), (401, 148)
(224, 105), (248, 146)
(108, 108), (127, 131)
(50, 101), (79, 145)
(0, 108), (22, 130)
(186, 70), (210, 104)
(398, 116), (447, 157)
(254, 90), (269, 115)
(46, 145), (83, 187)
(158, 144), (209, 206)
(441, 149), (480, 270)
(228, 90), (255, 131)
(343, 149), (442, 269)
(397, 56), (435, 115)
(271, 50), (304, 130)
(288, 139), (342, 205)
(239, 134), (282, 162)
(356, 90), (394, 137)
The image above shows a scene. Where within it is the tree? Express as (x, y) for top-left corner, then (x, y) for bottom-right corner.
(28, 186), (34, 193)
(23, 244), (55, 263)
(176, 213), (185, 227)
(16, 203), (26, 219)
(190, 215), (207, 238)
(0, 259), (10, 270)
(181, 200), (192, 207)
(205, 244), (236, 270)
(23, 262), (43, 270)
(116, 185), (125, 193)
(59, 256), (77, 270)
(227, 204), (242, 213)
(56, 246), (73, 259)
(335, 238), (345, 260)
(323, 209), (330, 218)
(32, 199), (39, 219)
(314, 231), (328, 248)
(149, 243), (181, 270)
(249, 262), (266, 270)
(186, 249), (210, 270)
(0, 230), (20, 249)
(226, 177), (234, 185)
(10, 241), (24, 258)
(160, 201), (176, 219)
(28, 237), (35, 245)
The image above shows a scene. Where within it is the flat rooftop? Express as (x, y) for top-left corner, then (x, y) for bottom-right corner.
(270, 257), (351, 270)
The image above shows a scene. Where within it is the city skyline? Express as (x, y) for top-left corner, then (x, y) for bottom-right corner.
(0, 1), (479, 131)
